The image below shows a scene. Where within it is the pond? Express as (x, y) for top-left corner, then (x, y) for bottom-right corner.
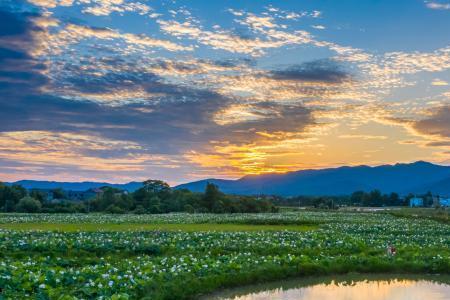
(206, 274), (450, 300)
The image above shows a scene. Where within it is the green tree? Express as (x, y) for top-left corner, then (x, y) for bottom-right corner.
(105, 204), (125, 214)
(361, 193), (371, 207)
(0, 182), (7, 210)
(140, 194), (161, 213)
(148, 196), (161, 213)
(369, 190), (383, 206)
(16, 196), (42, 213)
(424, 191), (433, 207)
(133, 205), (146, 214)
(202, 182), (222, 212)
(97, 187), (122, 211)
(52, 188), (65, 199)
(183, 204), (195, 213)
(116, 193), (133, 211)
(132, 188), (148, 208)
(388, 192), (400, 206)
(30, 189), (46, 203)
(142, 180), (171, 194)
(0, 184), (26, 212)
(351, 191), (366, 206)
(132, 180), (173, 213)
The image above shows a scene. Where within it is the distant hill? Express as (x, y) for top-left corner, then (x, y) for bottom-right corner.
(175, 161), (450, 196)
(5, 161), (450, 196)
(6, 180), (143, 192)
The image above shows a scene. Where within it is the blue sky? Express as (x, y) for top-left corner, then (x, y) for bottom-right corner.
(0, 0), (449, 184)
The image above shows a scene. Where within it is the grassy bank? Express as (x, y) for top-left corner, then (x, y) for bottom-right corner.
(143, 258), (450, 300)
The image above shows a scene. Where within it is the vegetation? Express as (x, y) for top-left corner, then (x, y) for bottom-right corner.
(15, 196), (42, 213)
(2, 180), (443, 215)
(384, 207), (449, 224)
(274, 190), (439, 208)
(0, 221), (316, 232)
(0, 181), (277, 214)
(2, 180), (448, 298)
(0, 183), (27, 212)
(0, 211), (448, 299)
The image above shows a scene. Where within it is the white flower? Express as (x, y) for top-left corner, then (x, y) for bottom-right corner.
(39, 284), (46, 289)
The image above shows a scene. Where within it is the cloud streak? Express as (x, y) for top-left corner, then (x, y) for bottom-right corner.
(425, 1), (450, 10)
(1, 2), (450, 182)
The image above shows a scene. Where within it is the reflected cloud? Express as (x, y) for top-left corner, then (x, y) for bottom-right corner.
(224, 279), (450, 300)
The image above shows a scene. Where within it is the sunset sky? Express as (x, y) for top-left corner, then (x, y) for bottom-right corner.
(1, 0), (449, 184)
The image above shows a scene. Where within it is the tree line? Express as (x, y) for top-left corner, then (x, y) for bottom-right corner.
(1, 180), (435, 213)
(274, 190), (434, 208)
(0, 181), (277, 214)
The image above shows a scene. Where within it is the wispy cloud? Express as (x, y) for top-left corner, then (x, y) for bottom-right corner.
(413, 105), (450, 139)
(27, 0), (73, 9)
(158, 19), (314, 56)
(431, 79), (449, 86)
(81, 0), (151, 16)
(339, 134), (388, 140)
(425, 1), (450, 10)
(27, 0), (153, 16)
(1, 1), (450, 182)
(53, 23), (192, 53)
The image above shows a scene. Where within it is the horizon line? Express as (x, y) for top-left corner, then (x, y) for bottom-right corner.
(2, 160), (448, 186)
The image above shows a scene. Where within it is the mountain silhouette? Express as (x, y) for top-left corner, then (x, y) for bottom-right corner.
(175, 161), (450, 196)
(6, 161), (449, 196)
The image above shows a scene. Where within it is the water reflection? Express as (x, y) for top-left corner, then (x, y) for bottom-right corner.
(209, 274), (450, 300)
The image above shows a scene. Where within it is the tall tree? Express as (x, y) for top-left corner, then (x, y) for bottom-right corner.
(202, 182), (222, 212)
(142, 180), (171, 194)
(52, 188), (65, 199)
(350, 191), (365, 205)
(1, 184), (26, 212)
(369, 190), (382, 206)
(30, 189), (46, 204)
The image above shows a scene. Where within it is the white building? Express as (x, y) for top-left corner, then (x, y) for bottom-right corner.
(409, 197), (423, 207)
(439, 198), (450, 207)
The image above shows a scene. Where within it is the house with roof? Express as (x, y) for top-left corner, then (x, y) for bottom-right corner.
(409, 197), (423, 207)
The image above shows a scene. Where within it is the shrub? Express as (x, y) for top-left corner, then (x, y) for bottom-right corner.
(15, 196), (42, 213)
(133, 205), (146, 214)
(105, 204), (125, 214)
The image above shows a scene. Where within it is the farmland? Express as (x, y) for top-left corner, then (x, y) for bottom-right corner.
(0, 212), (449, 299)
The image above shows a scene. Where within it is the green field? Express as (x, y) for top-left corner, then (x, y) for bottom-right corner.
(384, 207), (449, 224)
(0, 212), (449, 299)
(0, 222), (317, 232)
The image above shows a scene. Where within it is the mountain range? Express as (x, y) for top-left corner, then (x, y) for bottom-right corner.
(6, 180), (143, 192)
(5, 161), (450, 196)
(175, 161), (450, 196)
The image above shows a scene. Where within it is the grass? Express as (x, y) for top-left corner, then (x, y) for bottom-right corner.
(384, 207), (449, 224)
(0, 222), (318, 232)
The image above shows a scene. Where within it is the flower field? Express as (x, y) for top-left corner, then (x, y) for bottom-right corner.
(0, 212), (449, 299)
